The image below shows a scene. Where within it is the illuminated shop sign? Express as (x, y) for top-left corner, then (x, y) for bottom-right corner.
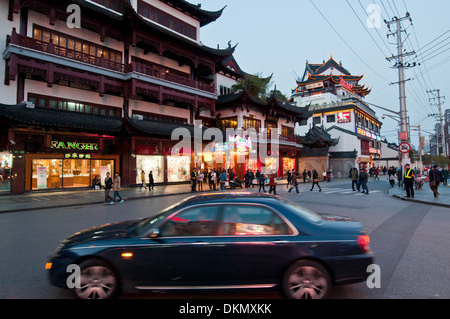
(356, 128), (380, 141)
(340, 77), (353, 92)
(337, 111), (351, 123)
(64, 153), (92, 159)
(51, 141), (99, 151)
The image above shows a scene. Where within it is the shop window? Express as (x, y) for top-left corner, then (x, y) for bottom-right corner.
(327, 114), (335, 123)
(62, 159), (90, 188)
(0, 153), (13, 193)
(167, 155), (190, 182)
(32, 159), (62, 190)
(136, 155), (164, 183)
(91, 160), (114, 187)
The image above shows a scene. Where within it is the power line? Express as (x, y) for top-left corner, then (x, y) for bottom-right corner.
(308, 0), (390, 83)
(346, 0), (388, 58)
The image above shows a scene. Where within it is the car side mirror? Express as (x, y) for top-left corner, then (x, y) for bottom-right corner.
(149, 228), (160, 239)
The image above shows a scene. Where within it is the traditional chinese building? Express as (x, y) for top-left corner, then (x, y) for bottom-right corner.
(291, 56), (383, 176)
(0, 0), (235, 193)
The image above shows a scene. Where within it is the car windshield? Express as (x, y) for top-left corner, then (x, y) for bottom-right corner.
(130, 200), (186, 235)
(279, 198), (323, 224)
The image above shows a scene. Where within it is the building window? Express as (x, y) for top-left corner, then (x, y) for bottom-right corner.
(137, 0), (197, 40)
(281, 126), (294, 136)
(221, 117), (238, 129)
(33, 25), (122, 64)
(243, 117), (261, 131)
(313, 116), (321, 125)
(326, 114), (335, 123)
(28, 94), (121, 117)
(132, 111), (187, 124)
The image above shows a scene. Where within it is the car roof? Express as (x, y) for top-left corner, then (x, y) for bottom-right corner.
(181, 192), (278, 206)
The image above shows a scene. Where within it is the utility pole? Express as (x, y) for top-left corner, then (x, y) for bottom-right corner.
(427, 89), (447, 157)
(385, 13), (416, 166)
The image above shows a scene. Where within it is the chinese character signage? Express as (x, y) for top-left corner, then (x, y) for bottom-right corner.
(64, 153), (92, 159)
(337, 111), (351, 123)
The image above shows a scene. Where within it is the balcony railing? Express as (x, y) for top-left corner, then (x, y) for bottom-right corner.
(7, 29), (215, 94)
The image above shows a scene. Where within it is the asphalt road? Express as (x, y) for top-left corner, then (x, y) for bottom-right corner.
(0, 179), (449, 299)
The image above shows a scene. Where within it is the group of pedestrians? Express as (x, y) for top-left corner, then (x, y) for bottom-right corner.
(104, 172), (125, 205)
(350, 167), (369, 194)
(287, 168), (322, 195)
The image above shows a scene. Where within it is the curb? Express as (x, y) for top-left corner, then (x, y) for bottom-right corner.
(389, 189), (450, 208)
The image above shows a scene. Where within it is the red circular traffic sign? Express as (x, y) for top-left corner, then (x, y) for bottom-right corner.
(399, 142), (411, 154)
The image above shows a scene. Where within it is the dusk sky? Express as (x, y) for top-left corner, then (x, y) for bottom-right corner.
(200, 0), (450, 149)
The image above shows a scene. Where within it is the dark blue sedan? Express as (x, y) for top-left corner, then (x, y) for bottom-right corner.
(46, 193), (373, 299)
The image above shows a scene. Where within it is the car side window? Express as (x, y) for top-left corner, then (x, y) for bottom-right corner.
(159, 206), (218, 237)
(220, 205), (293, 236)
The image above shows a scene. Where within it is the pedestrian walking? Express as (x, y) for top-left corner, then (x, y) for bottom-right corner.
(288, 169), (300, 194)
(258, 172), (266, 192)
(428, 164), (443, 198)
(104, 172), (113, 203)
(148, 171), (154, 191)
(268, 173), (277, 195)
(373, 167), (379, 181)
(139, 170), (147, 191)
(220, 169), (227, 191)
(302, 169), (307, 183)
(197, 170), (204, 191)
(359, 168), (369, 194)
(110, 172), (124, 204)
(351, 168), (359, 191)
(310, 169), (322, 192)
(250, 170), (255, 188)
(286, 170), (292, 189)
(442, 168), (449, 186)
(403, 164), (415, 198)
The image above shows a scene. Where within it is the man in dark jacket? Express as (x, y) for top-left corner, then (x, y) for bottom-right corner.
(359, 168), (369, 194)
(104, 172), (113, 203)
(428, 164), (443, 198)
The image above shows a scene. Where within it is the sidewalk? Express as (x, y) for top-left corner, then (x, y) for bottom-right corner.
(0, 183), (198, 214)
(1, 178), (449, 213)
(389, 182), (450, 208)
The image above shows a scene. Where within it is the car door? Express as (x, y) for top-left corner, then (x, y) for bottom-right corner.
(131, 204), (220, 288)
(212, 204), (297, 286)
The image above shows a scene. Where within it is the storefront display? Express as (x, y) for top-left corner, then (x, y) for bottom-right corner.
(167, 155), (190, 182)
(245, 158), (260, 173)
(136, 155), (164, 183)
(0, 152), (12, 192)
(264, 157), (279, 176)
(282, 157), (295, 176)
(31, 157), (115, 190)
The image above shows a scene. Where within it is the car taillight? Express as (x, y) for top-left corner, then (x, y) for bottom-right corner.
(357, 235), (371, 253)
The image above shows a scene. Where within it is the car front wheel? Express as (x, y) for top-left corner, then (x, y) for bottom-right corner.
(73, 259), (120, 299)
(282, 260), (332, 299)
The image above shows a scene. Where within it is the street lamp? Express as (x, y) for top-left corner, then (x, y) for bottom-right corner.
(410, 124), (422, 174)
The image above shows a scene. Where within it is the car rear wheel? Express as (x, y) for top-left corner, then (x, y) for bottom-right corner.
(73, 259), (119, 299)
(282, 260), (332, 299)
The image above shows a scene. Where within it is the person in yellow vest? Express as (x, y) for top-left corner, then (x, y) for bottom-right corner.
(403, 164), (415, 198)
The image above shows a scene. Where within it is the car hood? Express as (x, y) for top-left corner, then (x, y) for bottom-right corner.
(61, 219), (140, 248)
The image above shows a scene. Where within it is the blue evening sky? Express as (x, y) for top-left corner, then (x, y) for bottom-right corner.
(200, 0), (450, 147)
